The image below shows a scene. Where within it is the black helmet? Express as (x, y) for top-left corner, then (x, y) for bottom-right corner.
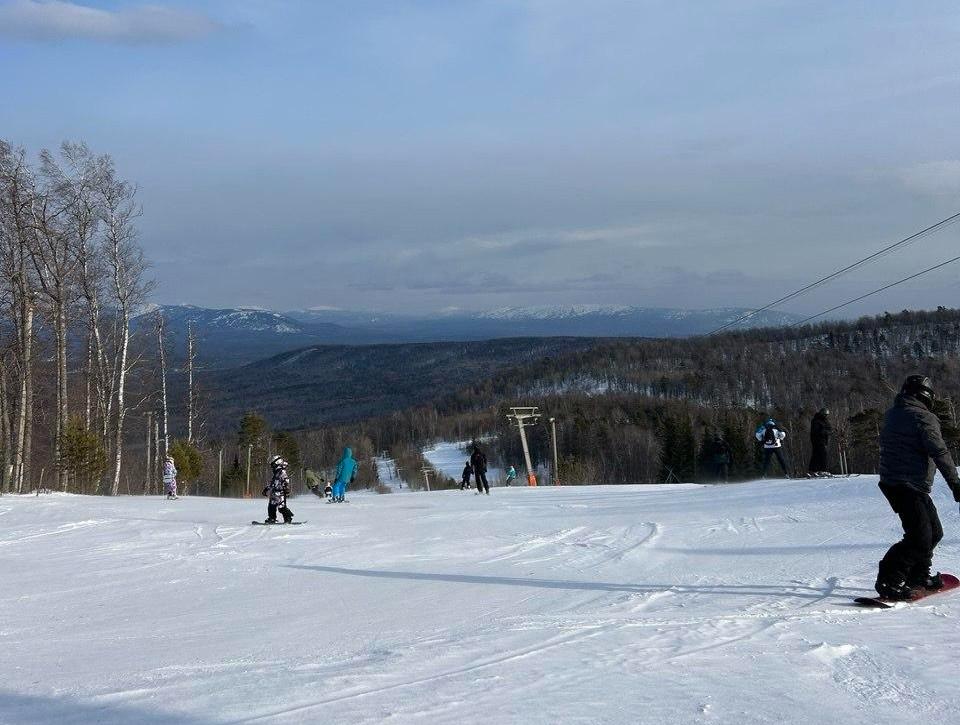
(902, 375), (935, 409)
(819, 408), (830, 417)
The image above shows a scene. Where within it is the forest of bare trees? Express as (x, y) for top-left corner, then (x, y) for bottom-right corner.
(0, 140), (151, 494)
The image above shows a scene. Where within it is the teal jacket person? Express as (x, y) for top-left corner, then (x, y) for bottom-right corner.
(331, 447), (357, 502)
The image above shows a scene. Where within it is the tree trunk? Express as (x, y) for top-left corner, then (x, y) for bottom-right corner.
(110, 306), (130, 496)
(0, 356), (10, 493)
(55, 298), (68, 492)
(187, 322), (194, 444)
(157, 313), (169, 457)
(14, 301), (33, 494)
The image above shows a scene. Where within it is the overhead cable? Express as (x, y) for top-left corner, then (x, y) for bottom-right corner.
(787, 255), (960, 328)
(708, 211), (960, 335)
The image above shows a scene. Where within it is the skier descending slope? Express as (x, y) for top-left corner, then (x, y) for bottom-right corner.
(808, 408), (833, 475)
(471, 444), (490, 495)
(262, 456), (294, 523)
(874, 375), (960, 600)
(163, 456), (178, 499)
(331, 447), (357, 503)
(756, 419), (790, 478)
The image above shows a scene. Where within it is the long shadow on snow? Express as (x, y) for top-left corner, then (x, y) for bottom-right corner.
(0, 690), (216, 725)
(286, 565), (857, 601)
(656, 543), (885, 556)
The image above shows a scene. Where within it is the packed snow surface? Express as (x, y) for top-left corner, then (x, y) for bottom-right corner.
(3, 477), (960, 724)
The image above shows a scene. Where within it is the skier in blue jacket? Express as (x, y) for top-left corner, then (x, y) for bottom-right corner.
(331, 447), (358, 503)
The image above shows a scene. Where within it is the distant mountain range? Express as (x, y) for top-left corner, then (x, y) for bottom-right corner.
(135, 304), (802, 368)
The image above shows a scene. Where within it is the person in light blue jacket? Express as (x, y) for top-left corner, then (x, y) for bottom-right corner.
(331, 447), (358, 503)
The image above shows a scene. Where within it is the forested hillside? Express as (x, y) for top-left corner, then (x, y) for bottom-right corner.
(276, 309), (960, 489)
(203, 338), (603, 430)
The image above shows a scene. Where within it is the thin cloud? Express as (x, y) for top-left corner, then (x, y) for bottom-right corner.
(900, 160), (960, 197)
(0, 0), (224, 44)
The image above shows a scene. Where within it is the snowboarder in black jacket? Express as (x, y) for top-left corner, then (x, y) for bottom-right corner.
(461, 461), (473, 491)
(808, 409), (833, 475)
(470, 445), (489, 495)
(874, 375), (960, 600)
(707, 433), (732, 482)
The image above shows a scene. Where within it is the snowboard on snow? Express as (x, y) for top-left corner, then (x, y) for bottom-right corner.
(251, 520), (307, 526)
(854, 573), (960, 608)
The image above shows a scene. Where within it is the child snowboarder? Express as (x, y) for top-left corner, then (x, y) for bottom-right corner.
(163, 455), (178, 499)
(755, 419), (790, 478)
(505, 465), (518, 486)
(874, 375), (960, 600)
(331, 447), (357, 503)
(461, 461), (473, 490)
(262, 455), (294, 523)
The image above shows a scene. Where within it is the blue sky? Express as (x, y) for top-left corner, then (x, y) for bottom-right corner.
(1, 0), (959, 314)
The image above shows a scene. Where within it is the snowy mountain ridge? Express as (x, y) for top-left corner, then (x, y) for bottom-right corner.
(134, 304), (308, 335)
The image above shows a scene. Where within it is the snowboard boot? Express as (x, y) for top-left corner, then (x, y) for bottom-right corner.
(907, 572), (944, 591)
(264, 518), (277, 524)
(875, 577), (912, 601)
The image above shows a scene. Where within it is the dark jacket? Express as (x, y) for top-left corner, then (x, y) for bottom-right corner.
(708, 438), (731, 464)
(810, 413), (832, 447)
(470, 448), (487, 473)
(879, 393), (960, 499)
(462, 463), (472, 481)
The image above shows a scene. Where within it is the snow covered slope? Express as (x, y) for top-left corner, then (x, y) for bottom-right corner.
(423, 440), (504, 484)
(2, 477), (959, 724)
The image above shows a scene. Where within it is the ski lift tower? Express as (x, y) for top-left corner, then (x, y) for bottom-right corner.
(507, 407), (541, 486)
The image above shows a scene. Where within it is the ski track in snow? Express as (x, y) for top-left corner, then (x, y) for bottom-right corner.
(3, 477), (960, 724)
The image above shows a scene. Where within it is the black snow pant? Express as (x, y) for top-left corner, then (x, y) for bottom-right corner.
(761, 448), (789, 477)
(713, 462), (729, 483)
(475, 469), (489, 493)
(268, 501), (294, 523)
(808, 442), (829, 473)
(877, 482), (943, 585)
(461, 475), (471, 491)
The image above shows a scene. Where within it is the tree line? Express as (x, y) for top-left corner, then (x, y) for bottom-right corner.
(286, 309), (960, 487)
(0, 140), (155, 495)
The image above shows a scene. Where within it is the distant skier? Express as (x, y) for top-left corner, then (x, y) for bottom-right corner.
(874, 375), (960, 600)
(505, 465), (518, 486)
(707, 433), (732, 482)
(323, 482), (333, 499)
(471, 444), (490, 495)
(262, 455), (294, 524)
(163, 455), (178, 499)
(461, 461), (473, 491)
(808, 408), (833, 475)
(331, 447), (357, 503)
(755, 419), (790, 478)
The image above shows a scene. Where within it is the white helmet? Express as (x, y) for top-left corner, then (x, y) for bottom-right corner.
(270, 455), (287, 469)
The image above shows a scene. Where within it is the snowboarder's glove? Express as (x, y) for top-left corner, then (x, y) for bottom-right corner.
(261, 487), (269, 497)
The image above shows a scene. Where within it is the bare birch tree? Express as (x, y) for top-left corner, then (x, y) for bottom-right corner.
(97, 160), (149, 496)
(187, 321), (196, 443)
(0, 142), (37, 493)
(156, 311), (170, 459)
(26, 146), (89, 491)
